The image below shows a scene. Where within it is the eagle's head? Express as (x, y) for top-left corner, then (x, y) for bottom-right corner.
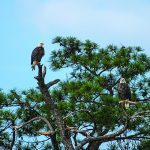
(38, 42), (44, 47)
(120, 78), (126, 83)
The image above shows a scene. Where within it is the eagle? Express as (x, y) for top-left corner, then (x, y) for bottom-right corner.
(118, 78), (131, 109)
(31, 42), (45, 70)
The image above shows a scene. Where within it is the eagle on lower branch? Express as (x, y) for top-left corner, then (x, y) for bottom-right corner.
(31, 42), (45, 70)
(118, 78), (131, 109)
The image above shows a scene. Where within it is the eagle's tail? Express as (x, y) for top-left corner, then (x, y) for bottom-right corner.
(119, 99), (130, 109)
(31, 65), (35, 71)
(31, 61), (38, 71)
(125, 100), (129, 109)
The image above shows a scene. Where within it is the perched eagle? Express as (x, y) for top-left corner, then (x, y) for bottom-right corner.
(118, 78), (131, 108)
(31, 42), (45, 70)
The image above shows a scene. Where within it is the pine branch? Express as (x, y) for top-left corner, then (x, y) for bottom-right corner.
(10, 120), (15, 150)
(75, 109), (150, 149)
(64, 109), (97, 135)
(75, 106), (129, 150)
(75, 120), (128, 150)
(12, 116), (54, 135)
(130, 110), (150, 121)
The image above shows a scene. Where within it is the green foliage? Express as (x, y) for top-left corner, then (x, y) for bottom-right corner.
(49, 36), (150, 149)
(137, 140), (150, 150)
(0, 36), (150, 149)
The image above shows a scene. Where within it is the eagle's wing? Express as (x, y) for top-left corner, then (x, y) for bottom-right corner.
(118, 82), (132, 109)
(125, 84), (131, 100)
(37, 47), (45, 62)
(118, 83), (131, 100)
(118, 83), (124, 99)
(31, 47), (39, 65)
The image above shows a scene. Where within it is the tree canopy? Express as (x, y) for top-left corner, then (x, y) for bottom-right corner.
(0, 36), (150, 150)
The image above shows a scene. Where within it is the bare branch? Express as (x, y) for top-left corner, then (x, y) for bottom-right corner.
(34, 64), (74, 150)
(64, 109), (97, 135)
(75, 120), (128, 150)
(71, 129), (91, 137)
(137, 98), (150, 103)
(109, 136), (150, 142)
(12, 116), (54, 135)
(42, 65), (47, 79)
(130, 110), (150, 121)
(38, 131), (54, 135)
(75, 106), (129, 150)
(119, 100), (138, 105)
(46, 79), (60, 89)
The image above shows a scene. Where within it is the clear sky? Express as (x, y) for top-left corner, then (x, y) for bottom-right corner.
(1, 0), (150, 92)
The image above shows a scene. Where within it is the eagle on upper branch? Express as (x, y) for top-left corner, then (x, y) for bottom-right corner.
(31, 42), (45, 70)
(118, 78), (131, 109)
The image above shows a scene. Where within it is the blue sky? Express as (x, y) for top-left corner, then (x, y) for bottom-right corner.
(1, 0), (150, 92)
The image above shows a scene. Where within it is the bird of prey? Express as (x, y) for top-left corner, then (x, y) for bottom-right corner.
(118, 78), (131, 109)
(31, 42), (45, 70)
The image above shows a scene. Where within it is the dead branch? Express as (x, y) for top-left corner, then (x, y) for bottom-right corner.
(46, 79), (60, 89)
(34, 64), (74, 150)
(83, 110), (150, 149)
(75, 104), (129, 150)
(75, 119), (128, 150)
(119, 100), (138, 105)
(12, 116), (54, 135)
(70, 129), (90, 137)
(42, 65), (47, 79)
(38, 131), (54, 135)
(109, 136), (150, 142)
(130, 110), (150, 121)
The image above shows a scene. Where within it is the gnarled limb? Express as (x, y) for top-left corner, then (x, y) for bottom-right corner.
(75, 118), (128, 150)
(46, 79), (60, 89)
(75, 105), (129, 150)
(35, 64), (74, 150)
(75, 108), (150, 150)
(12, 116), (54, 134)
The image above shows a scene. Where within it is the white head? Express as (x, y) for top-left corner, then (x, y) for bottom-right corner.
(120, 78), (126, 83)
(38, 42), (44, 47)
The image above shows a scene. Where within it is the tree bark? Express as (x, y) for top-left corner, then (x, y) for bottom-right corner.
(36, 65), (74, 150)
(10, 121), (15, 150)
(50, 133), (60, 150)
(86, 141), (101, 150)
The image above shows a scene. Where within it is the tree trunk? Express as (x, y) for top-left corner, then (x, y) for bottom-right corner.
(50, 133), (60, 150)
(36, 65), (74, 150)
(86, 141), (101, 150)
(39, 85), (74, 150)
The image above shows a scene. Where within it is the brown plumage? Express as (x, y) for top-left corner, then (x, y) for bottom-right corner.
(118, 78), (131, 108)
(31, 42), (45, 70)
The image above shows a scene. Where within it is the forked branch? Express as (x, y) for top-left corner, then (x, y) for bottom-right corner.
(12, 116), (54, 135)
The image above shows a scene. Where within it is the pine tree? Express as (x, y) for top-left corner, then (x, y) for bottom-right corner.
(0, 36), (150, 149)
